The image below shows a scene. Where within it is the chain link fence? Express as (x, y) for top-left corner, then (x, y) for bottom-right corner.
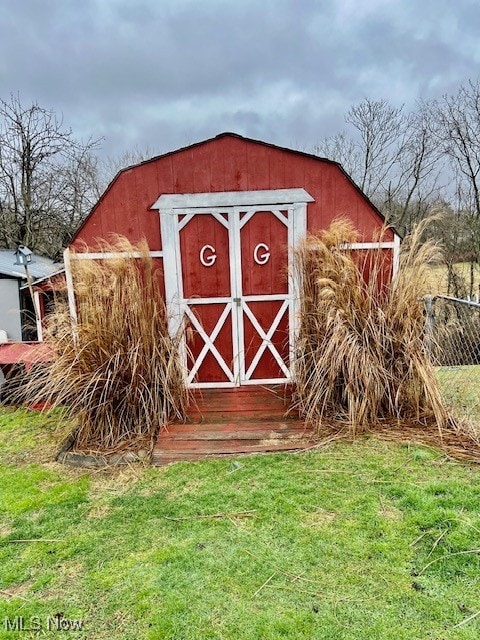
(426, 295), (480, 425)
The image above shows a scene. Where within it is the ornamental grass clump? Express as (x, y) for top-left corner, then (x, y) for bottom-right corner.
(293, 218), (448, 435)
(21, 237), (188, 452)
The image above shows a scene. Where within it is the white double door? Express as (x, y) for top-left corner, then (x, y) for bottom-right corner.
(157, 190), (309, 388)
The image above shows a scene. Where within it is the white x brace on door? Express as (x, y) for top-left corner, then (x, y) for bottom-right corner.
(153, 189), (312, 388)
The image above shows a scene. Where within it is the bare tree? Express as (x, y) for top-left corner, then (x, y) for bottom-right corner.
(347, 99), (408, 197)
(385, 110), (443, 234)
(0, 94), (101, 259)
(428, 81), (480, 218)
(316, 132), (362, 182)
(427, 81), (480, 295)
(91, 145), (161, 203)
(316, 99), (409, 198)
(315, 98), (442, 235)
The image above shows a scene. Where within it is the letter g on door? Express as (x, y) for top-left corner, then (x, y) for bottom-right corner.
(200, 244), (217, 267)
(254, 243), (270, 265)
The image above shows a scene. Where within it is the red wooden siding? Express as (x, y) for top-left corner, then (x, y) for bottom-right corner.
(72, 133), (394, 251)
(355, 248), (394, 294)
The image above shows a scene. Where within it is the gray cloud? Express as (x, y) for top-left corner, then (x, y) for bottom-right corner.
(1, 0), (479, 159)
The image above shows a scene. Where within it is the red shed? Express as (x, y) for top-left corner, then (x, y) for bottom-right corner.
(70, 133), (400, 390)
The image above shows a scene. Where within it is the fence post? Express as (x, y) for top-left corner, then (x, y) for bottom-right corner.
(424, 295), (434, 357)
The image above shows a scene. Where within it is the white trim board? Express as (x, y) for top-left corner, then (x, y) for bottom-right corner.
(152, 188), (314, 210)
(340, 236), (402, 276)
(393, 234), (401, 277)
(34, 290), (43, 342)
(63, 248), (78, 331)
(340, 242), (394, 250)
(71, 251), (163, 260)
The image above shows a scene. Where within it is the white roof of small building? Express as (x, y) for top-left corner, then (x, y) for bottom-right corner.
(0, 250), (60, 280)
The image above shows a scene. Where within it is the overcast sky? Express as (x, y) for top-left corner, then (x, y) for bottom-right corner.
(2, 0), (479, 160)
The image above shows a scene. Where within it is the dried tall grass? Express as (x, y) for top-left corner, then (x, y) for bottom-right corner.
(293, 218), (448, 434)
(20, 237), (188, 451)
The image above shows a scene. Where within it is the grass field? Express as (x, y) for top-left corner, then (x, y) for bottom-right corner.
(1, 409), (480, 639)
(436, 365), (480, 422)
(425, 262), (480, 296)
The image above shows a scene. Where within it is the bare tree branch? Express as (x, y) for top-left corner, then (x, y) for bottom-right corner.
(0, 94), (102, 259)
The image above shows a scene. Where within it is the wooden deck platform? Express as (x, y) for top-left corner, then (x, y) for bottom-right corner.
(152, 386), (315, 466)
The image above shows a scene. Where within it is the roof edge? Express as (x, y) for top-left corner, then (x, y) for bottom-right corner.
(71, 132), (400, 244)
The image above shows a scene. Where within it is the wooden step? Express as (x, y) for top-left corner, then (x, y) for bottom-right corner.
(151, 385), (309, 466)
(185, 385), (297, 423)
(161, 422), (308, 440)
(152, 419), (314, 466)
(184, 408), (297, 422)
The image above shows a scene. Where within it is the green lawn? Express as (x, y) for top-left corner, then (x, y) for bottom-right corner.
(1, 409), (480, 639)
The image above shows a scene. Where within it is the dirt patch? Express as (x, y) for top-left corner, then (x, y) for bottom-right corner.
(0, 519), (14, 537)
(165, 479), (205, 499)
(0, 579), (33, 600)
(90, 466), (144, 497)
(86, 502), (111, 520)
(378, 502), (402, 520)
(303, 508), (337, 527)
(38, 561), (84, 600)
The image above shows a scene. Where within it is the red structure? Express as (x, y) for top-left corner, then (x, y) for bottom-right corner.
(70, 133), (400, 390)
